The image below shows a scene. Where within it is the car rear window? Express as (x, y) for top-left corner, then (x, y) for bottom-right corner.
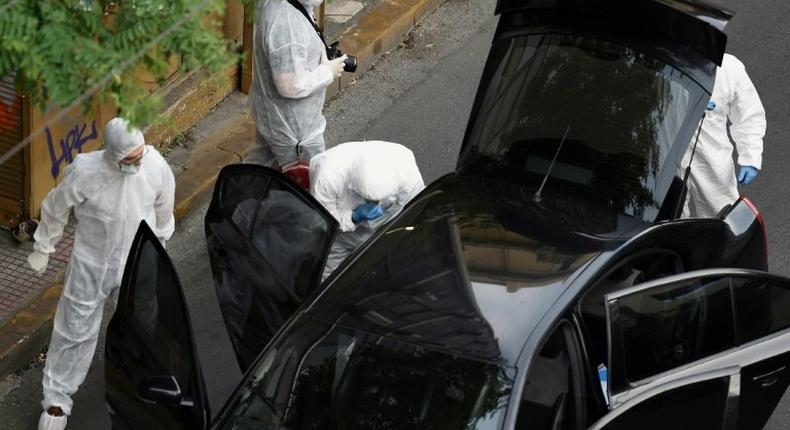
(458, 33), (707, 223)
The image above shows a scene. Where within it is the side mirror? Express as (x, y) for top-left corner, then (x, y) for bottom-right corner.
(138, 375), (183, 405)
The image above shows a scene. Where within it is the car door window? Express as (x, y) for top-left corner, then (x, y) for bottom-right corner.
(731, 276), (790, 344)
(608, 276), (735, 389)
(579, 250), (683, 372)
(729, 275), (790, 430)
(596, 375), (732, 430)
(205, 165), (338, 372)
(106, 221), (208, 429)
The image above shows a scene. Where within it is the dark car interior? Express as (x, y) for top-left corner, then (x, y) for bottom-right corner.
(577, 250), (684, 372)
(516, 325), (585, 430)
(516, 329), (572, 430)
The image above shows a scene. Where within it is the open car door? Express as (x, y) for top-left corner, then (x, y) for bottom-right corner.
(105, 221), (209, 430)
(205, 164), (338, 372)
(603, 269), (790, 429)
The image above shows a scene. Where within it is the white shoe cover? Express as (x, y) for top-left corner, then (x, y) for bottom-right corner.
(38, 411), (67, 430)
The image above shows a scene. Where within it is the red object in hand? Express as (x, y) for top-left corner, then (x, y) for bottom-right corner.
(281, 159), (311, 190)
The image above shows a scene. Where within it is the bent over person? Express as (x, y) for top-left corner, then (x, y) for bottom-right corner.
(310, 141), (425, 280)
(28, 118), (175, 430)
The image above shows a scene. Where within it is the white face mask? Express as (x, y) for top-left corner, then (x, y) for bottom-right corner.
(119, 163), (141, 175)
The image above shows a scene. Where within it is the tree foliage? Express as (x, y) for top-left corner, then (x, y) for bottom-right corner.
(0, 0), (253, 127)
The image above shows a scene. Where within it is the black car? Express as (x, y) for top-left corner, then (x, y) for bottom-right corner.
(105, 1), (790, 429)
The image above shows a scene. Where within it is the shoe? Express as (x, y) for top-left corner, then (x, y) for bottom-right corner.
(38, 410), (67, 430)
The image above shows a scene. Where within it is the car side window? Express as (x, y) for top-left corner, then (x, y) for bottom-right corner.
(609, 277), (735, 386)
(516, 325), (582, 430)
(732, 276), (790, 344)
(579, 251), (683, 373)
(126, 235), (198, 402)
(599, 376), (730, 430)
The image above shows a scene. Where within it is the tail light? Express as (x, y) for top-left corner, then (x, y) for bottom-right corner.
(740, 195), (768, 265)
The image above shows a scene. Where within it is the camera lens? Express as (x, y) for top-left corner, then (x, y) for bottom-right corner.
(344, 56), (358, 73)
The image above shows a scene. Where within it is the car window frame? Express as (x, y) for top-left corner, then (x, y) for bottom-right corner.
(204, 164), (340, 373)
(106, 221), (210, 430)
(606, 269), (737, 392)
(575, 248), (685, 395)
(603, 269), (790, 401)
(588, 366), (740, 430)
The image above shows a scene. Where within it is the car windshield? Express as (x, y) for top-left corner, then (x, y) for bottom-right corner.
(458, 34), (707, 222)
(216, 317), (513, 430)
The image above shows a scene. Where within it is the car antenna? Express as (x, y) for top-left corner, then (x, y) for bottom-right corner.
(682, 112), (707, 185)
(675, 111), (707, 218)
(533, 125), (571, 203)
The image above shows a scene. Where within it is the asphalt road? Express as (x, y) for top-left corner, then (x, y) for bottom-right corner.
(716, 0), (790, 278)
(715, 2), (790, 426)
(1, 0), (789, 428)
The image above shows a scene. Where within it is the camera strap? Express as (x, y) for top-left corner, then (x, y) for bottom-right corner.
(284, 0), (329, 49)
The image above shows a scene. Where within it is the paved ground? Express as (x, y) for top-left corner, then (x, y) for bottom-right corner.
(716, 0), (790, 278)
(0, 228), (72, 325)
(2, 0), (790, 428)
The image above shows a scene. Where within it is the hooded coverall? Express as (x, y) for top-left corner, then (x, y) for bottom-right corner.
(34, 118), (175, 415)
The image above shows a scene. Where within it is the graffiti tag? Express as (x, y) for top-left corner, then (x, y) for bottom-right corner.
(46, 121), (98, 178)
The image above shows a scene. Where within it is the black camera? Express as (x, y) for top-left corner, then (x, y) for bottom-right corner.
(327, 41), (358, 73)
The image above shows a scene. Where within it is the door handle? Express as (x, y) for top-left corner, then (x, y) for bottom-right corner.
(753, 366), (787, 388)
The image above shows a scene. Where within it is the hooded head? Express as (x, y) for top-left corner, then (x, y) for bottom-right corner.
(349, 152), (400, 203)
(102, 117), (145, 165)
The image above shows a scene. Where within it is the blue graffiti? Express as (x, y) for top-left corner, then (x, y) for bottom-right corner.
(46, 120), (98, 178)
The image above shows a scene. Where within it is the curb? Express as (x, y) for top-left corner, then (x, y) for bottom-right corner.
(0, 0), (447, 379)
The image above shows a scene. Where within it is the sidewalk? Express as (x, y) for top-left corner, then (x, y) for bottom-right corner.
(0, 0), (447, 378)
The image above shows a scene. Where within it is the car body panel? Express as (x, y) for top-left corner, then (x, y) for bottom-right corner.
(105, 221), (209, 430)
(588, 367), (739, 430)
(204, 165), (338, 372)
(307, 174), (624, 366)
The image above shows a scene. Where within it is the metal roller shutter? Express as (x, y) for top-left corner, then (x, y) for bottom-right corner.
(0, 71), (26, 226)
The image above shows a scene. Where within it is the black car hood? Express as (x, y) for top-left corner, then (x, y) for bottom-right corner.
(307, 175), (644, 366)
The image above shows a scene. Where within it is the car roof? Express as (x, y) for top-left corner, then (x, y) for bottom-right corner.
(307, 174), (648, 366)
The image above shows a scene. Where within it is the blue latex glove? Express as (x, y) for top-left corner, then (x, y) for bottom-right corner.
(352, 203), (384, 223)
(737, 165), (759, 185)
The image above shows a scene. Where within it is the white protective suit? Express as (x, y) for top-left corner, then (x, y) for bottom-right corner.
(247, 0), (333, 168)
(35, 118), (175, 415)
(310, 141), (425, 279)
(683, 53), (766, 218)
